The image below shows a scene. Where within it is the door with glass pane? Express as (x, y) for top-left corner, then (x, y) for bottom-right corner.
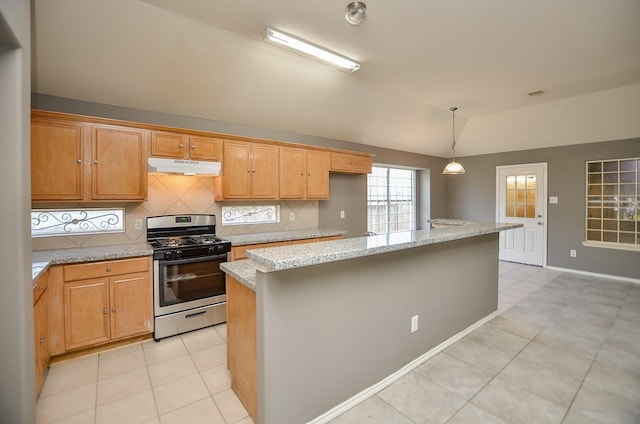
(496, 163), (547, 266)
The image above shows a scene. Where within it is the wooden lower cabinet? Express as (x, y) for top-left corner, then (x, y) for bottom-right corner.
(227, 276), (257, 423)
(33, 270), (50, 394)
(62, 257), (152, 351)
(230, 235), (343, 261)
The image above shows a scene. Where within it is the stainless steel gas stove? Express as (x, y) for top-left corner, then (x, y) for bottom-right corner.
(147, 214), (231, 340)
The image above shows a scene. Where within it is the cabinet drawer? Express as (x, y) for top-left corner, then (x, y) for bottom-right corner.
(64, 257), (149, 281)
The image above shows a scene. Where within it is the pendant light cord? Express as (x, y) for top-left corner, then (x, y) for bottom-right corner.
(450, 107), (458, 160)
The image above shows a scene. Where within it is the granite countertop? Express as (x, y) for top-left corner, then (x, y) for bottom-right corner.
(31, 242), (153, 283)
(246, 221), (522, 273)
(220, 260), (257, 291)
(222, 228), (346, 246)
(220, 221), (522, 291)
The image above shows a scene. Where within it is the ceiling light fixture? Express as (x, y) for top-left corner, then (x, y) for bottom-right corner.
(442, 107), (466, 175)
(263, 27), (360, 72)
(345, 2), (367, 26)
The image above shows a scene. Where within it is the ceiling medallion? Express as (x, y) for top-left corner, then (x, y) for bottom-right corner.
(345, 2), (367, 26)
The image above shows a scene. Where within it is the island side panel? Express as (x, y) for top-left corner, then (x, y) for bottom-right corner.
(256, 233), (499, 424)
(226, 276), (257, 423)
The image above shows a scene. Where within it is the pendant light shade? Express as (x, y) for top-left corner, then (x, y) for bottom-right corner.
(442, 107), (466, 175)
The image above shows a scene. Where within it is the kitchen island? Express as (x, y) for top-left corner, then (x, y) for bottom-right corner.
(221, 221), (521, 424)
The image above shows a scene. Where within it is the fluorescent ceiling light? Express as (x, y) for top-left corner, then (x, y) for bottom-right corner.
(263, 27), (360, 72)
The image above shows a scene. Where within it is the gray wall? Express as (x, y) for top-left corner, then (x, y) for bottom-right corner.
(1, 1), (35, 423)
(448, 139), (640, 279)
(32, 93), (449, 233)
(256, 234), (498, 423)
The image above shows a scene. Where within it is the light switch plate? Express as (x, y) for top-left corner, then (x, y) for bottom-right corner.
(549, 196), (558, 204)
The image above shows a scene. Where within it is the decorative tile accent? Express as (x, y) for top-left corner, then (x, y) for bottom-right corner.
(221, 205), (280, 225)
(31, 209), (124, 237)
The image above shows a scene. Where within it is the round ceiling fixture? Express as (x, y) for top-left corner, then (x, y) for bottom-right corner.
(345, 2), (367, 26)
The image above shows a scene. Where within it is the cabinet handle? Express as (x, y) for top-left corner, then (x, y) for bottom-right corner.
(106, 266), (112, 272)
(179, 144), (184, 148)
(191, 145), (195, 150)
(93, 160), (98, 165)
(103, 308), (108, 315)
(111, 307), (117, 313)
(76, 159), (82, 164)
(39, 336), (46, 343)
(252, 169), (256, 173)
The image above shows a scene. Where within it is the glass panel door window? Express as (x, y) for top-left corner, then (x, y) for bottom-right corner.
(367, 166), (416, 234)
(586, 158), (639, 247)
(506, 174), (537, 218)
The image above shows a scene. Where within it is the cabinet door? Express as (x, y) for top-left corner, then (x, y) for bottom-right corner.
(251, 144), (278, 199)
(190, 136), (223, 161)
(64, 279), (110, 350)
(91, 125), (147, 200)
(306, 150), (330, 199)
(329, 152), (352, 172)
(352, 154), (373, 174)
(279, 147), (306, 199)
(150, 131), (188, 158)
(31, 119), (85, 200)
(109, 272), (152, 340)
(223, 141), (253, 199)
(34, 290), (50, 393)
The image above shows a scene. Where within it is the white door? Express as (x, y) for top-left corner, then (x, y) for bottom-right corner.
(496, 163), (547, 266)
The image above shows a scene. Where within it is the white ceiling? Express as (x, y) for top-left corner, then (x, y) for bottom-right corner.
(31, 0), (640, 157)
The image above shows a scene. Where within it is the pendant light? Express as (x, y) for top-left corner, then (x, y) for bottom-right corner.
(442, 107), (466, 175)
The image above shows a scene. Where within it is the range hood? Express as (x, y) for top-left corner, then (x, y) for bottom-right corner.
(148, 157), (221, 176)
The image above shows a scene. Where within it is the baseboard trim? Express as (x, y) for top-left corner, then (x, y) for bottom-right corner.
(545, 265), (640, 285)
(307, 309), (501, 424)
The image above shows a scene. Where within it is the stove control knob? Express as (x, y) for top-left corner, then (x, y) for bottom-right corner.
(175, 249), (183, 258)
(164, 251), (174, 259)
(208, 246), (215, 254)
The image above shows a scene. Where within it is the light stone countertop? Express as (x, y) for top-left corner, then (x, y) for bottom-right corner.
(220, 260), (257, 291)
(222, 228), (346, 246)
(31, 242), (153, 283)
(221, 221), (522, 291)
(247, 221), (521, 273)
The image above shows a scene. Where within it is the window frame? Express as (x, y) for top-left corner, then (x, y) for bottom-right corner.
(583, 157), (640, 251)
(367, 166), (417, 234)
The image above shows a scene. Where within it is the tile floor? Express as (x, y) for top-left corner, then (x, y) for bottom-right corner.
(36, 262), (640, 424)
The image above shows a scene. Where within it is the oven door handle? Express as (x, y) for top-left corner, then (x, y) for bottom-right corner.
(157, 254), (227, 266)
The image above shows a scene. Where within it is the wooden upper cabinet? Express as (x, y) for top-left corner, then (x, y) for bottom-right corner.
(189, 135), (223, 161)
(150, 131), (222, 161)
(330, 152), (373, 174)
(279, 147), (329, 199)
(91, 125), (147, 200)
(31, 112), (148, 202)
(306, 150), (330, 199)
(279, 147), (306, 199)
(150, 131), (188, 158)
(31, 118), (85, 201)
(220, 140), (278, 200)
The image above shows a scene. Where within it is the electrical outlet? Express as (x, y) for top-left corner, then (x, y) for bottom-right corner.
(411, 315), (419, 333)
(134, 219), (143, 230)
(340, 210), (345, 219)
(570, 249), (577, 257)
(290, 212), (295, 221)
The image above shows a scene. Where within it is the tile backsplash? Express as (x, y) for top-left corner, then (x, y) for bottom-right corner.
(31, 174), (319, 250)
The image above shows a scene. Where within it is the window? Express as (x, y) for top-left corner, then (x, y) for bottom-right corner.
(367, 166), (416, 234)
(221, 205), (280, 225)
(586, 158), (639, 248)
(506, 175), (537, 218)
(31, 208), (125, 237)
